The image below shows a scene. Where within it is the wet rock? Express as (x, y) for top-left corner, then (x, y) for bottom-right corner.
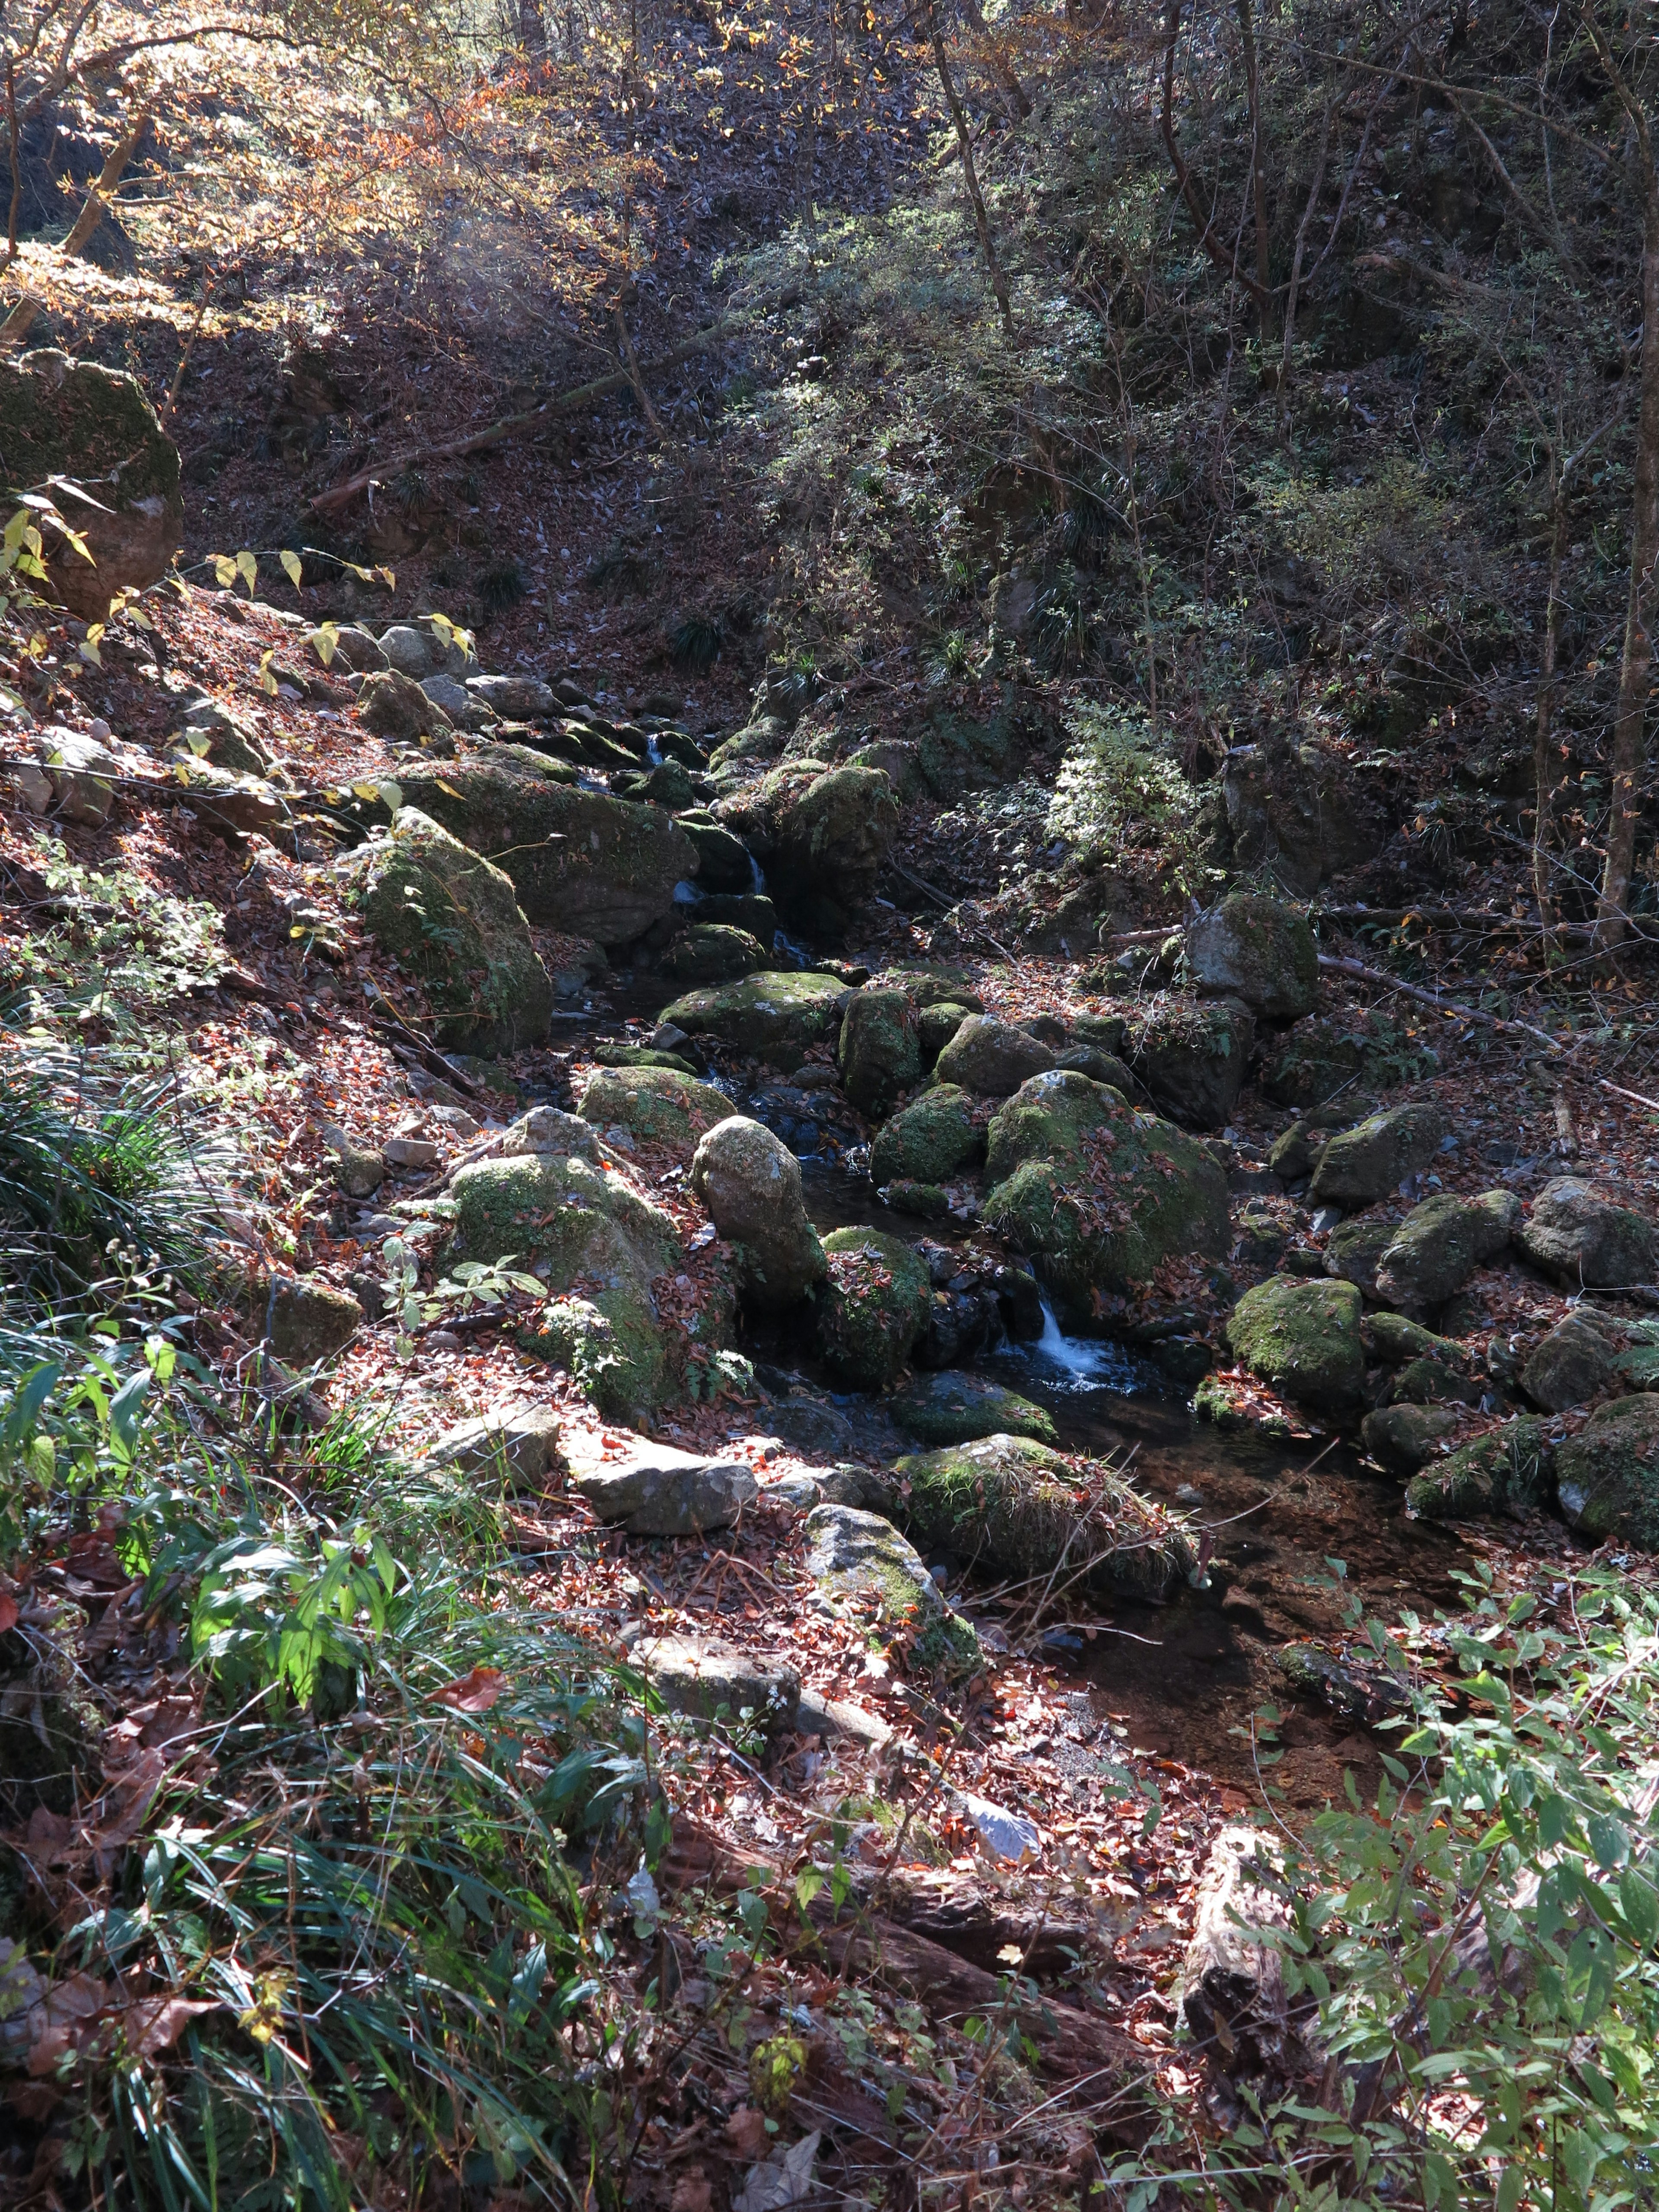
(633, 1634), (801, 1738)
(3, 350), (182, 617)
(1309, 1102), (1446, 1206)
(1127, 997), (1255, 1130)
(1406, 1419), (1552, 1522)
(715, 761), (899, 923)
(1518, 1177), (1658, 1289)
(981, 1071), (1229, 1323)
(896, 1433), (1198, 1605)
(1374, 1189), (1522, 1312)
(691, 1115), (826, 1303)
(1555, 1394), (1659, 1548)
(466, 674), (556, 721)
(694, 891), (779, 940)
(933, 1014), (1055, 1098)
(1186, 893), (1318, 1020)
(803, 1504), (982, 1679)
(1388, 1357), (1484, 1408)
(889, 1372), (1058, 1449)
(1324, 1217), (1396, 1298)
(394, 758), (696, 941)
(676, 817), (755, 895)
(580, 1064), (731, 1154)
(1361, 1403), (1463, 1476)
(839, 988), (922, 1117)
(881, 1180), (950, 1219)
(1520, 1314), (1615, 1412)
(359, 667), (455, 742)
(1225, 1276), (1364, 1411)
(268, 1276), (362, 1365)
(426, 1405), (562, 1485)
(815, 1227), (932, 1389)
(869, 1085), (984, 1186)
(1366, 1312), (1466, 1367)
(762, 1397), (857, 1461)
(576, 1446), (759, 1535)
(336, 808), (552, 1055)
(660, 971), (847, 1065)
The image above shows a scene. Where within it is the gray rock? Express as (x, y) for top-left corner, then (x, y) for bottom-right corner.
(632, 1634), (800, 1737)
(1309, 1103), (1447, 1207)
(6, 726), (120, 825)
(379, 624), (436, 678)
(1555, 1394), (1659, 1547)
(1520, 1314), (1615, 1412)
(797, 1686), (893, 1747)
(690, 1115), (826, 1303)
(268, 1276), (362, 1364)
(321, 1124), (385, 1198)
(359, 668), (454, 742)
(1325, 1217), (1396, 1298)
(422, 673), (494, 731)
(933, 1014), (1055, 1097)
(575, 1445), (759, 1535)
(1186, 893), (1318, 1019)
(763, 1396), (856, 1460)
(1361, 1403), (1463, 1477)
(1374, 1189), (1522, 1312)
(1519, 1177), (1658, 1289)
(316, 624), (387, 674)
(467, 674), (556, 721)
(838, 988), (923, 1117)
(499, 1105), (606, 1162)
(426, 1405), (562, 1484)
(803, 1503), (982, 1677)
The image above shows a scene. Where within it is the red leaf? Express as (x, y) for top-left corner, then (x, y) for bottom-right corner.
(0, 1592), (17, 1634)
(433, 1665), (505, 1713)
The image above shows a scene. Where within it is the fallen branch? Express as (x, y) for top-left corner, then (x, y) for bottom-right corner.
(308, 318), (741, 514)
(0, 108), (150, 350)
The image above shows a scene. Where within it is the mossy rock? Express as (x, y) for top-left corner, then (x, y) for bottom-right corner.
(980, 1071), (1229, 1325)
(677, 819), (756, 896)
(1187, 893), (1318, 1019)
(392, 758), (695, 942)
(1309, 1103), (1446, 1208)
(1405, 1418), (1551, 1522)
(889, 1372), (1058, 1448)
(1554, 1395), (1659, 1548)
(918, 1002), (974, 1063)
(1361, 1403), (1463, 1477)
(660, 971), (847, 1065)
(1126, 997), (1255, 1130)
(520, 1291), (665, 1424)
(1193, 1371), (1299, 1437)
(2, 349), (182, 617)
(839, 987), (922, 1116)
(865, 966), (983, 1013)
(869, 1085), (983, 1186)
(1325, 1218), (1396, 1299)
(1366, 1312), (1467, 1367)
(578, 1064), (732, 1154)
(880, 1179), (950, 1219)
(593, 1044), (699, 1077)
(658, 924), (769, 987)
(814, 1227), (931, 1389)
(896, 1433), (1197, 1604)
(804, 1503), (983, 1681)
(1225, 1276), (1364, 1411)
(1374, 1189), (1521, 1312)
(337, 807), (553, 1054)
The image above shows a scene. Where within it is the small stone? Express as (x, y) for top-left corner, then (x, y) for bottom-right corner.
(425, 1406), (561, 1484)
(632, 1633), (801, 1738)
(955, 1790), (1041, 1864)
(324, 1130), (385, 1198)
(383, 1134), (440, 1170)
(575, 1445), (760, 1535)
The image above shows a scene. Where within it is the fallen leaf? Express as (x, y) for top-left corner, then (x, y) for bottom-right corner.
(433, 1665), (506, 1713)
(724, 2107), (768, 2161)
(0, 1592), (17, 1634)
(124, 1993), (219, 2060)
(671, 2171), (713, 2212)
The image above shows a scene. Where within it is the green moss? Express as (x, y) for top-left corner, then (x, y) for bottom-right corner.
(1405, 1419), (1551, 1522)
(660, 971), (847, 1062)
(889, 1373), (1058, 1448)
(519, 1291), (666, 1422)
(839, 987), (922, 1116)
(880, 1179), (950, 1218)
(447, 1150), (678, 1298)
(578, 1064), (731, 1154)
(1194, 1371), (1297, 1437)
(870, 1085), (983, 1185)
(1225, 1276), (1365, 1410)
(657, 924), (768, 986)
(814, 1227), (931, 1388)
(1555, 1396), (1659, 1548)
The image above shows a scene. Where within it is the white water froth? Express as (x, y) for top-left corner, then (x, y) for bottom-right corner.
(1016, 1298), (1139, 1392)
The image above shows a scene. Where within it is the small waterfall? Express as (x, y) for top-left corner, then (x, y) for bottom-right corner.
(772, 928), (812, 968)
(646, 737), (663, 766)
(750, 854), (766, 893)
(1023, 1297), (1121, 1385)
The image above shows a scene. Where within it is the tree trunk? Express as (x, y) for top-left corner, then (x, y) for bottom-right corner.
(930, 6), (1015, 342)
(1233, 0), (1273, 343)
(1534, 468), (1569, 938)
(0, 108), (149, 350)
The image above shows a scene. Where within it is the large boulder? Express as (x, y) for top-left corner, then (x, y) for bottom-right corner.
(1406, 1419), (1552, 1522)
(578, 1064), (731, 1155)
(896, 1433), (1198, 1605)
(1225, 1276), (1365, 1411)
(392, 757), (696, 942)
(1555, 1395), (1659, 1548)
(1126, 998), (1255, 1130)
(1520, 1315), (1615, 1412)
(804, 1504), (982, 1680)
(714, 762), (899, 922)
(1518, 1177), (1658, 1289)
(1217, 737), (1374, 895)
(869, 1086), (984, 1187)
(839, 988), (922, 1117)
(336, 808), (552, 1055)
(1, 350), (182, 617)
(657, 924), (768, 986)
(1308, 1102), (1446, 1206)
(659, 971), (847, 1065)
(269, 1277), (362, 1365)
(466, 674), (556, 721)
(1186, 894), (1318, 1020)
(1324, 1217), (1396, 1298)
(980, 1071), (1229, 1324)
(933, 1015), (1055, 1098)
(690, 1116), (826, 1303)
(814, 1227), (931, 1388)
(889, 1373), (1057, 1449)
(1373, 1190), (1522, 1312)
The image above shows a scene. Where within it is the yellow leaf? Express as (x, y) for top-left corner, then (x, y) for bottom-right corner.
(306, 622), (339, 667)
(211, 554), (236, 588)
(435, 779), (464, 798)
(375, 565), (396, 590)
(279, 549), (303, 588)
(235, 550), (257, 592)
(258, 648), (278, 696)
(350, 780), (381, 803)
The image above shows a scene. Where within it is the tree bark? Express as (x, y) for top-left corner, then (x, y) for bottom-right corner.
(1534, 468), (1569, 938)
(0, 106), (149, 350)
(930, 4), (1014, 341)
(1233, 0), (1273, 343)
(1159, 0), (1272, 319)
(1600, 187), (1659, 946)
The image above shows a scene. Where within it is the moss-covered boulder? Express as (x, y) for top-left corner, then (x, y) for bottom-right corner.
(660, 971), (846, 1065)
(1309, 1103), (1446, 1207)
(337, 808), (552, 1055)
(270, 1276), (362, 1365)
(1, 349), (182, 617)
(675, 817), (755, 895)
(1361, 1403), (1464, 1477)
(814, 1227), (931, 1388)
(1324, 1217), (1396, 1298)
(1374, 1189), (1521, 1312)
(521, 1293), (665, 1425)
(1366, 1311), (1466, 1367)
(980, 1071), (1229, 1323)
(1389, 1357), (1483, 1407)
(1127, 997), (1255, 1129)
(896, 1433), (1198, 1605)
(838, 988), (923, 1117)
(934, 1014), (1056, 1097)
(578, 1064), (731, 1154)
(691, 1115), (826, 1303)
(1554, 1395), (1659, 1547)
(706, 718), (787, 778)
(1225, 1276), (1365, 1411)
(1186, 893), (1318, 1020)
(1520, 1315), (1615, 1411)
(918, 1002), (974, 1062)
(889, 1373), (1058, 1448)
(804, 1504), (982, 1680)
(658, 924), (769, 987)
(1405, 1419), (1552, 1522)
(391, 757), (695, 942)
(715, 761), (899, 922)
(870, 1085), (984, 1186)
(1518, 1177), (1659, 1289)
(1268, 1097), (1378, 1183)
